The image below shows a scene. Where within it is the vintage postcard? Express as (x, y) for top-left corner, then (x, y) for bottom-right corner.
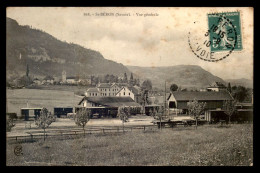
(6, 7), (253, 166)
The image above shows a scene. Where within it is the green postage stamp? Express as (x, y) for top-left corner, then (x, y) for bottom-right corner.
(207, 12), (242, 52)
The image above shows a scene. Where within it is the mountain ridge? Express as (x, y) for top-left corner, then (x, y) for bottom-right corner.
(6, 17), (131, 80)
(7, 17), (251, 90)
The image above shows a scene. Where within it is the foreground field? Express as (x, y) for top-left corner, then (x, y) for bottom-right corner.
(6, 124), (253, 166)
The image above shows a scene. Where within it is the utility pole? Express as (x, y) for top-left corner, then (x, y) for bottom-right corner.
(164, 80), (166, 119)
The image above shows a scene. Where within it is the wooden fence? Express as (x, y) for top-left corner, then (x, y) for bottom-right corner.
(6, 125), (158, 143)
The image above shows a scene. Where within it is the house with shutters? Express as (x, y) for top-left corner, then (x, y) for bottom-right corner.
(116, 86), (141, 103)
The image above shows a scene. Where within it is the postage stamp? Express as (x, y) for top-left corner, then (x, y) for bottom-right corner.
(207, 12), (242, 52)
(188, 11), (243, 62)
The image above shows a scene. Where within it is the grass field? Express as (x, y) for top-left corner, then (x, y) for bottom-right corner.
(6, 124), (253, 166)
(6, 88), (83, 116)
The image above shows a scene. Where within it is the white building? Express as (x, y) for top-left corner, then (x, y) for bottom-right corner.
(85, 88), (100, 97)
(116, 86), (141, 103)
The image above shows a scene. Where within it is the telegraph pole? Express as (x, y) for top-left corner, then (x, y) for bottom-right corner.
(164, 80), (166, 118)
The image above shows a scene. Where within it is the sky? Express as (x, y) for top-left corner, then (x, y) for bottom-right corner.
(6, 7), (254, 80)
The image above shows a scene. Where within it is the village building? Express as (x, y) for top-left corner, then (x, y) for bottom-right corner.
(167, 90), (234, 121)
(96, 83), (122, 96)
(66, 77), (78, 84)
(207, 82), (227, 92)
(79, 76), (91, 85)
(33, 78), (41, 85)
(85, 88), (100, 97)
(42, 76), (54, 84)
(96, 83), (113, 96)
(116, 86), (141, 103)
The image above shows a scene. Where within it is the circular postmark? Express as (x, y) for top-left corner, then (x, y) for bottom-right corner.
(14, 145), (23, 156)
(188, 13), (238, 62)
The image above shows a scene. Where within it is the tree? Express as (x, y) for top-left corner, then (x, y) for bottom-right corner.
(232, 85), (248, 102)
(223, 100), (237, 125)
(117, 106), (130, 132)
(227, 83), (232, 93)
(123, 72), (128, 83)
(156, 106), (164, 130)
(75, 108), (91, 136)
(6, 117), (15, 132)
(140, 89), (149, 108)
(136, 78), (140, 86)
(26, 64), (29, 77)
(129, 73), (134, 86)
(35, 108), (55, 141)
(187, 99), (206, 129)
(142, 80), (152, 91)
(170, 84), (178, 92)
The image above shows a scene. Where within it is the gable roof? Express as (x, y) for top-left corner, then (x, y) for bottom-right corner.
(79, 96), (141, 107)
(116, 86), (140, 95)
(86, 88), (99, 92)
(169, 91), (233, 101)
(97, 83), (111, 88)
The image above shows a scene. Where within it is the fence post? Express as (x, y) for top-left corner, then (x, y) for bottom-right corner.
(144, 126), (145, 131)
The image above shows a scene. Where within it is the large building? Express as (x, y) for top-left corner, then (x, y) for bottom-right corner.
(85, 83), (132, 97)
(85, 88), (100, 97)
(96, 83), (121, 96)
(116, 86), (141, 103)
(78, 96), (141, 108)
(167, 90), (234, 114)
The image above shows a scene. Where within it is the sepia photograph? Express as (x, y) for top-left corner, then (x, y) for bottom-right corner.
(6, 7), (253, 166)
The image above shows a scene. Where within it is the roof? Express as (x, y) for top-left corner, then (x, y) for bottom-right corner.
(21, 108), (42, 110)
(79, 96), (141, 107)
(44, 76), (54, 80)
(128, 86), (140, 95)
(208, 81), (226, 88)
(86, 88), (100, 92)
(116, 86), (140, 95)
(169, 91), (233, 101)
(97, 83), (111, 88)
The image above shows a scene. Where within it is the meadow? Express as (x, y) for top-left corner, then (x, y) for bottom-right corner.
(6, 124), (253, 166)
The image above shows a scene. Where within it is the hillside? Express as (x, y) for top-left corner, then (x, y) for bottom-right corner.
(6, 17), (131, 80)
(127, 65), (226, 89)
(225, 78), (253, 89)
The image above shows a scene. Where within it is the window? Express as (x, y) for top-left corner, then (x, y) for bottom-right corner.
(124, 92), (125, 95)
(109, 93), (110, 96)
(105, 93), (107, 96)
(95, 93), (97, 96)
(105, 89), (106, 91)
(129, 93), (130, 96)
